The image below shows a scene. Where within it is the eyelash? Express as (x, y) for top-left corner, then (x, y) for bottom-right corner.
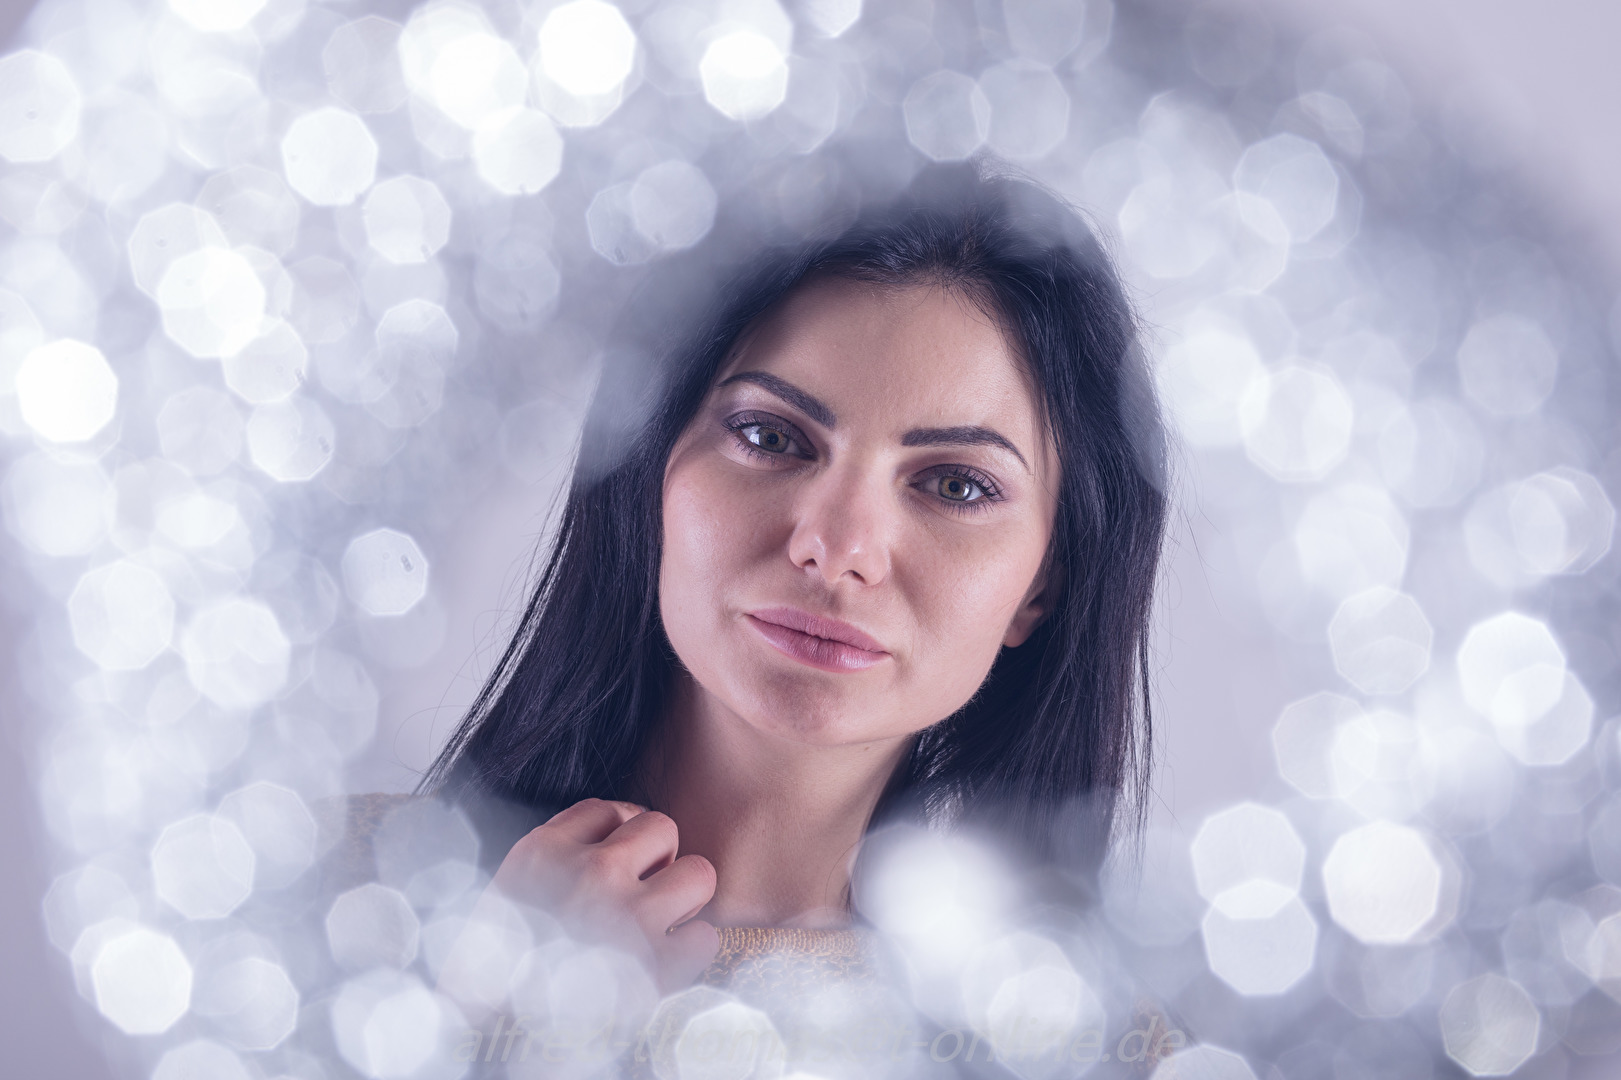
(722, 411), (1005, 512)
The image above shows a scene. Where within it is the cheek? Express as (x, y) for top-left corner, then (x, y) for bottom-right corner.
(658, 458), (780, 648)
(906, 532), (1044, 678)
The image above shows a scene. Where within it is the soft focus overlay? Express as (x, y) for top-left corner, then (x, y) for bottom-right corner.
(2, 0), (1618, 1078)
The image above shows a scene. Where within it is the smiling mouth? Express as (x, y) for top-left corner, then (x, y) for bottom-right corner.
(744, 608), (890, 673)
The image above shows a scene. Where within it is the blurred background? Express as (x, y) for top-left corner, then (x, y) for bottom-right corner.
(1, 0), (1618, 1077)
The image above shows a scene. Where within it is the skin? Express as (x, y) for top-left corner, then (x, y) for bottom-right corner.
(442, 278), (1059, 1000)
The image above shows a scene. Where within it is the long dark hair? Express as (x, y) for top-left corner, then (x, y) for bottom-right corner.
(420, 162), (1167, 886)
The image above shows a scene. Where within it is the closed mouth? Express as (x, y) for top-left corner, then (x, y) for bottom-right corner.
(745, 607), (889, 673)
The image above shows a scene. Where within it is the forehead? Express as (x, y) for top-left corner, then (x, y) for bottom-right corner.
(718, 276), (1044, 435)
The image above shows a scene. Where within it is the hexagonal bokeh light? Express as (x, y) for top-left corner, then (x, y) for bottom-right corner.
(1322, 821), (1447, 945)
(2, 0), (1617, 1076)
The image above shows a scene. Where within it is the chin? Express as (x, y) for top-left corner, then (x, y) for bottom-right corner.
(734, 673), (899, 747)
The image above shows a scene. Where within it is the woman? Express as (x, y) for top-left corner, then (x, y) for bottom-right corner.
(410, 161), (1168, 1011)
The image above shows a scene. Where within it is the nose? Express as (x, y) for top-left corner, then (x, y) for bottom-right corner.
(786, 464), (892, 587)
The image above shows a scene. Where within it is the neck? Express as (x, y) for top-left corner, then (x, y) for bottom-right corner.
(636, 673), (912, 929)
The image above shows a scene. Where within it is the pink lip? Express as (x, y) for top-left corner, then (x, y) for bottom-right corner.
(745, 607), (890, 673)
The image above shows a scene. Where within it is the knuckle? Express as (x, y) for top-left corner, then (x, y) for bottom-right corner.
(579, 845), (621, 878)
(639, 811), (679, 841)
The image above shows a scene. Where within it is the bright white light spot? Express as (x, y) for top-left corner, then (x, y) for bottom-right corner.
(217, 782), (317, 890)
(156, 248), (269, 359)
(537, 1), (637, 97)
(153, 489), (237, 550)
(151, 814), (256, 920)
(324, 16), (409, 114)
(363, 299), (457, 429)
(1156, 325), (1265, 447)
(89, 924), (192, 1034)
(1202, 895), (1317, 995)
(281, 108), (379, 207)
(1497, 671), (1593, 767)
(428, 33), (526, 130)
(1239, 365), (1354, 482)
(1328, 586), (1433, 695)
(1190, 803), (1306, 903)
(674, 1001), (785, 1079)
(1234, 134), (1339, 243)
(342, 528), (430, 616)
(152, 1039), (251, 1080)
(363, 176), (452, 265)
(1273, 691), (1361, 799)
(1457, 314), (1558, 417)
(1509, 468), (1616, 574)
(128, 203), (228, 298)
(397, 4), (494, 96)
(246, 396), (335, 482)
(193, 958), (298, 1051)
(68, 560), (174, 670)
(223, 321), (307, 405)
(857, 826), (1013, 969)
(327, 883), (421, 970)
(1439, 973), (1539, 1076)
(1322, 821), (1443, 944)
(1002, 0), (1092, 66)
(2, 453), (111, 556)
(630, 160), (717, 251)
(1584, 913), (1621, 986)
(0, 50), (82, 163)
(962, 932), (1103, 1059)
(801, 0), (863, 38)
(1118, 168), (1231, 280)
(1329, 708), (1429, 821)
(1151, 1045), (1257, 1080)
(700, 31), (789, 121)
(903, 69), (990, 161)
(168, 0), (267, 34)
(15, 340), (117, 442)
(1294, 483), (1409, 600)
(180, 597), (291, 709)
(1456, 612), (1566, 730)
(1378, 399), (1485, 509)
(1466, 468), (1616, 584)
(330, 970), (446, 1080)
(587, 182), (655, 265)
(472, 108), (564, 195)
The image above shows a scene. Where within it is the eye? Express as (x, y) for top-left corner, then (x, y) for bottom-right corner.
(935, 474), (985, 502)
(918, 465), (1001, 510)
(724, 411), (811, 460)
(741, 423), (794, 454)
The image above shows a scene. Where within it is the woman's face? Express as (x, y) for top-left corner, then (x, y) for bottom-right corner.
(659, 277), (1059, 748)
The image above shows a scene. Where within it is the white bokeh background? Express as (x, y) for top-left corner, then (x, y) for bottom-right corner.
(0, 0), (1618, 1076)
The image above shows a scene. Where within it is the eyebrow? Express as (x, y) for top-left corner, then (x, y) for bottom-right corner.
(902, 426), (1030, 470)
(718, 370), (1029, 470)
(716, 371), (837, 428)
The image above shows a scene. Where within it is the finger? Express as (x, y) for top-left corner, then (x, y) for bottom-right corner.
(539, 798), (647, 845)
(632, 853), (717, 941)
(655, 918), (720, 994)
(599, 810), (684, 879)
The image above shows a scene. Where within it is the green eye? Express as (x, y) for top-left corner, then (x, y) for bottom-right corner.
(937, 475), (982, 501)
(745, 425), (792, 453)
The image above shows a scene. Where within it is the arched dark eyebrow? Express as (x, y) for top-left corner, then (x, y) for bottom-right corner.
(718, 370), (1028, 471)
(716, 371), (837, 428)
(902, 426), (1030, 470)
